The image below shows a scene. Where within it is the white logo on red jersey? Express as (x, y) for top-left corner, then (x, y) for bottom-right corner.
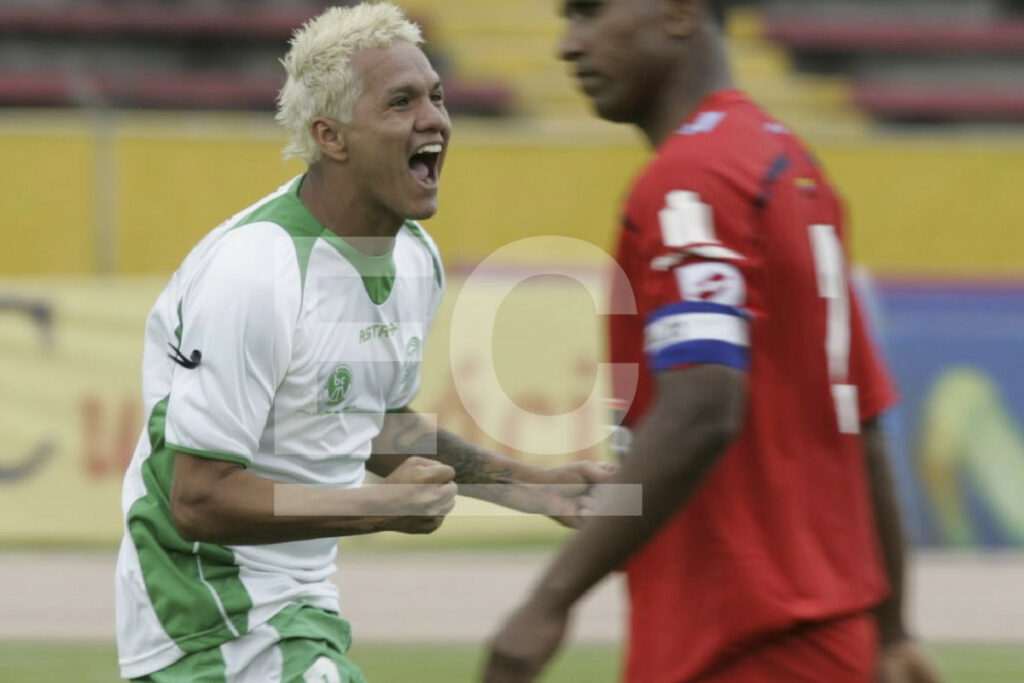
(675, 262), (746, 306)
(654, 191), (742, 271)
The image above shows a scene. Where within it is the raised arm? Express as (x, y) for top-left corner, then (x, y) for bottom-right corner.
(483, 365), (746, 682)
(170, 453), (457, 545)
(862, 419), (944, 683)
(369, 408), (615, 524)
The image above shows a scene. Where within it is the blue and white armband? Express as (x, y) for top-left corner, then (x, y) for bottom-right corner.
(644, 301), (750, 371)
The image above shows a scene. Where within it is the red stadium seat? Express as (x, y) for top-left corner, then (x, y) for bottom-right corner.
(760, 6), (1024, 123)
(764, 16), (1024, 55)
(0, 68), (514, 114)
(853, 83), (1024, 122)
(0, 3), (513, 115)
(0, 5), (323, 40)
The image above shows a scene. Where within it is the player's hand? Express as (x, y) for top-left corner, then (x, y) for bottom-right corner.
(482, 599), (570, 683)
(879, 639), (944, 683)
(532, 461), (618, 528)
(378, 457), (457, 534)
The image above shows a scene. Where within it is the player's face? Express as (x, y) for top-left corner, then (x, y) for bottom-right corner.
(343, 41), (450, 224)
(558, 0), (671, 124)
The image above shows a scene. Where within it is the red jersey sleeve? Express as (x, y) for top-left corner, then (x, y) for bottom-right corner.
(626, 151), (764, 374)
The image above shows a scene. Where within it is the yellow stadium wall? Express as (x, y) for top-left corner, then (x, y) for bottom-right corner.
(0, 120), (97, 274)
(1, 113), (1023, 277)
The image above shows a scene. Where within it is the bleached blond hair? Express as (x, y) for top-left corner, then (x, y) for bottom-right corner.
(276, 2), (423, 164)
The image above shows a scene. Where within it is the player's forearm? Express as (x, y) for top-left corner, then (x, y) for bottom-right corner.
(370, 409), (542, 487)
(171, 457), (398, 544)
(371, 410), (591, 516)
(863, 418), (910, 645)
(529, 369), (744, 609)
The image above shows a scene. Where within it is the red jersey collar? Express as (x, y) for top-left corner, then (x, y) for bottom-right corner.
(672, 88), (748, 129)
(653, 88), (749, 151)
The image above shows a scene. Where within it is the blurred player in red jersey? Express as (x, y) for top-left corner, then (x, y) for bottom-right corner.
(484, 1), (944, 682)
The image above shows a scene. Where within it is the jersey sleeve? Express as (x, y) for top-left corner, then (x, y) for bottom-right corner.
(632, 156), (762, 374)
(164, 224), (301, 465)
(848, 288), (898, 421)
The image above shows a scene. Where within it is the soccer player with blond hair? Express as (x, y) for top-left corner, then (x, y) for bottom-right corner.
(115, 4), (611, 681)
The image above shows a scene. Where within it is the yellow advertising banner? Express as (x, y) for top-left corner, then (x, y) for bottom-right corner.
(0, 278), (163, 543)
(0, 262), (614, 544)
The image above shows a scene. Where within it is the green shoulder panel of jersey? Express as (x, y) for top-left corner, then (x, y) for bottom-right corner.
(404, 220), (444, 289)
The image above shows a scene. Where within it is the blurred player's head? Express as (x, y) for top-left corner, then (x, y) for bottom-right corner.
(277, 2), (450, 222)
(558, 0), (730, 142)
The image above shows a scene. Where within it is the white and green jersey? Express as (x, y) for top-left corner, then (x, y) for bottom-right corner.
(115, 175), (444, 679)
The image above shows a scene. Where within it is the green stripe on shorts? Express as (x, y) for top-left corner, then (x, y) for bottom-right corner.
(131, 645), (226, 682)
(270, 604), (367, 683)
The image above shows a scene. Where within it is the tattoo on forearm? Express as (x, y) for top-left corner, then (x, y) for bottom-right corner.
(434, 430), (515, 485)
(385, 413), (520, 505)
(388, 419), (514, 485)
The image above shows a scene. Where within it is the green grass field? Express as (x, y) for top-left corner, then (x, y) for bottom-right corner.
(1, 641), (1022, 682)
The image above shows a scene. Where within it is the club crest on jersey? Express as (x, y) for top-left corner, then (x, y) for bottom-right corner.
(652, 191), (743, 271)
(320, 364), (353, 412)
(675, 262), (746, 306)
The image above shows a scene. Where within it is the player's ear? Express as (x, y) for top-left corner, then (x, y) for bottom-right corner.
(310, 116), (348, 162)
(660, 0), (702, 39)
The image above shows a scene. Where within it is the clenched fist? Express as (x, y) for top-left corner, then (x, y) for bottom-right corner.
(532, 460), (619, 528)
(378, 456), (458, 534)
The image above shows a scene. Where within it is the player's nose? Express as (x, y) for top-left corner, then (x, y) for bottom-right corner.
(417, 98), (449, 135)
(558, 24), (584, 62)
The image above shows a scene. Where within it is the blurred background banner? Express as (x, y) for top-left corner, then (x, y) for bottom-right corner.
(1, 0), (1023, 553)
(2, 274), (1023, 549)
(876, 282), (1024, 549)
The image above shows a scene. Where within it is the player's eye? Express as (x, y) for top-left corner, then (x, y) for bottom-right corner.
(391, 96), (410, 108)
(430, 91), (444, 105)
(565, 0), (602, 19)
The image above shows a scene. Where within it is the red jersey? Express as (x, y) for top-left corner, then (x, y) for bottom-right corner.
(609, 90), (895, 682)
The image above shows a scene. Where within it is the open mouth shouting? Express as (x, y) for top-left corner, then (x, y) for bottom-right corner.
(408, 142), (443, 189)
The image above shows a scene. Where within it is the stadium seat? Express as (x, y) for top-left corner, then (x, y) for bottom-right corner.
(853, 83), (1024, 122)
(0, 2), (514, 115)
(759, 0), (1024, 123)
(763, 16), (1024, 55)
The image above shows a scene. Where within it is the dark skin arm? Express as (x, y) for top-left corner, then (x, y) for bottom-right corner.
(864, 418), (909, 645)
(170, 453), (456, 545)
(484, 365), (746, 682)
(863, 419), (944, 683)
(369, 409), (615, 524)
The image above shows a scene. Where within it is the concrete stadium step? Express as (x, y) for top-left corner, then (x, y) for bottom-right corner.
(404, 1), (864, 127)
(441, 35), (561, 81)
(402, 0), (560, 37)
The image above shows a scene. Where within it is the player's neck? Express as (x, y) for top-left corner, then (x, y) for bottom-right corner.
(640, 42), (734, 148)
(298, 165), (401, 256)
